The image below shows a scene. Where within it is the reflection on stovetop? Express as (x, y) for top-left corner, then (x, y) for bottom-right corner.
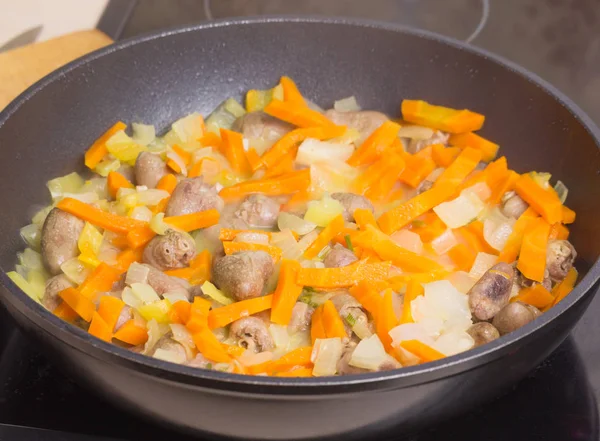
(1, 293), (599, 441)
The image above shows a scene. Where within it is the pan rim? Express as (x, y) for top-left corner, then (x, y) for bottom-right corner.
(0, 15), (599, 392)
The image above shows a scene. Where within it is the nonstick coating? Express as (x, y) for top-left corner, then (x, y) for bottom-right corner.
(0, 17), (599, 440)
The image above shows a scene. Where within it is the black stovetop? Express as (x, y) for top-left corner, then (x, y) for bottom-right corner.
(3, 1), (600, 440)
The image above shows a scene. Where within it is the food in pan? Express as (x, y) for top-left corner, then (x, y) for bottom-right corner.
(9, 76), (578, 377)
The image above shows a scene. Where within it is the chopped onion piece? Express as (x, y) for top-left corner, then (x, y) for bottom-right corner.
(60, 258), (90, 285)
(132, 123), (156, 146)
(269, 324), (290, 350)
(172, 112), (204, 144)
(297, 229), (319, 253)
(352, 319), (373, 340)
(47, 172), (85, 199)
(163, 291), (190, 304)
(143, 319), (170, 354)
(224, 98), (246, 118)
(463, 182), (492, 202)
(277, 212), (317, 236)
(7, 271), (41, 303)
(233, 232), (269, 245)
(18, 248), (44, 271)
(150, 213), (169, 235)
(166, 151), (188, 176)
(201, 281), (233, 305)
(390, 229), (423, 254)
(26, 270), (46, 300)
(431, 230), (458, 255)
(125, 262), (150, 286)
(270, 229), (303, 260)
(61, 192), (100, 204)
(469, 252), (498, 280)
(169, 323), (196, 359)
(349, 334), (388, 370)
(434, 331), (474, 356)
(95, 158), (121, 177)
(239, 350), (274, 367)
(398, 125), (435, 140)
(122, 287), (142, 309)
(483, 218), (514, 251)
(554, 180), (568, 204)
(131, 282), (161, 304)
(130, 205), (153, 222)
(311, 337), (343, 377)
(296, 138), (355, 166)
(309, 161), (360, 194)
(334, 96), (361, 112)
(389, 323), (435, 348)
(447, 271), (477, 294)
(434, 192), (485, 229)
(304, 195), (344, 227)
(32, 206), (53, 226)
(153, 348), (187, 364)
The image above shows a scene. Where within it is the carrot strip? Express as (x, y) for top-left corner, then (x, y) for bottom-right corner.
(58, 287), (95, 322)
(57, 198), (147, 234)
(282, 189), (312, 211)
(513, 284), (554, 309)
(431, 144), (461, 167)
(399, 340), (445, 362)
(126, 225), (156, 249)
(304, 214), (345, 259)
(310, 305), (327, 343)
(387, 271), (448, 290)
(514, 174), (563, 224)
(466, 221), (499, 256)
(264, 147), (297, 178)
(448, 243), (477, 271)
(199, 132), (222, 150)
(114, 248), (143, 273)
(378, 184), (455, 234)
(97, 296), (125, 332)
(219, 169), (310, 201)
(171, 300), (192, 325)
(207, 295), (274, 329)
(271, 260), (303, 325)
(220, 128), (251, 175)
(164, 209), (220, 232)
(562, 206), (576, 224)
(192, 328), (232, 363)
(410, 213), (446, 243)
(186, 297), (212, 333)
(319, 300), (347, 339)
(79, 263), (123, 299)
(551, 267), (578, 307)
(377, 289), (399, 351)
(347, 121), (401, 167)
(223, 241), (282, 261)
(265, 99), (334, 128)
(280, 76), (306, 105)
(261, 125), (346, 169)
(549, 223), (569, 241)
(84, 121), (127, 169)
(517, 217), (551, 283)
(165, 250), (212, 284)
(172, 145), (192, 165)
(88, 312), (113, 342)
(167, 159), (183, 174)
(107, 171), (134, 198)
(296, 260), (391, 288)
(354, 208), (378, 231)
(245, 148), (263, 172)
(448, 132), (499, 162)
(270, 347), (313, 373)
(156, 174), (178, 193)
(489, 170), (519, 205)
(497, 207), (539, 263)
(434, 147), (482, 189)
(398, 153), (436, 188)
(113, 320), (149, 345)
(399, 281), (424, 324)
(401, 100), (485, 134)
(219, 229), (277, 241)
(348, 281), (383, 319)
(53, 301), (78, 322)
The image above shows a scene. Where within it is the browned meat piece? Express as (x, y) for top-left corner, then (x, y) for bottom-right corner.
(232, 111), (293, 140)
(492, 302), (535, 335)
(152, 336), (188, 361)
(288, 302), (315, 334)
(323, 244), (358, 268)
(187, 353), (212, 368)
(546, 240), (577, 282)
(165, 177), (224, 217)
(330, 192), (374, 222)
(501, 192), (529, 219)
(518, 268), (552, 292)
(229, 316), (274, 352)
(324, 109), (388, 141)
(43, 274), (74, 311)
(406, 130), (449, 154)
(144, 264), (190, 298)
(466, 322), (500, 347)
(468, 262), (515, 321)
(134, 151), (169, 188)
(41, 208), (85, 275)
(234, 194), (280, 228)
(143, 230), (196, 271)
(336, 341), (401, 375)
(330, 292), (371, 338)
(212, 251), (274, 301)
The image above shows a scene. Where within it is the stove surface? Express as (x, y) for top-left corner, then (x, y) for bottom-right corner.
(2, 1), (600, 440)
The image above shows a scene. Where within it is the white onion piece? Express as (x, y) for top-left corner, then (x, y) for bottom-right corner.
(150, 213), (169, 235)
(398, 125), (434, 140)
(296, 138), (355, 166)
(122, 287), (142, 310)
(61, 192), (99, 204)
(297, 229), (319, 253)
(60, 258), (90, 285)
(270, 229), (303, 260)
(239, 350), (273, 367)
(172, 112), (204, 143)
(483, 219), (513, 251)
(334, 96), (361, 112)
(131, 282), (161, 304)
(153, 348), (187, 364)
(18, 248), (43, 271)
(349, 334), (388, 370)
(434, 193), (485, 229)
(554, 180), (568, 203)
(469, 252), (498, 280)
(125, 262), (150, 286)
(352, 320), (373, 340)
(143, 319), (170, 355)
(463, 182), (492, 202)
(277, 212), (317, 236)
(170, 324), (195, 355)
(20, 224), (41, 250)
(389, 323), (435, 347)
(163, 291), (190, 304)
(390, 230), (423, 254)
(269, 324), (290, 350)
(132, 123), (156, 146)
(447, 271), (477, 294)
(311, 338), (343, 377)
(434, 331), (475, 356)
(233, 232), (270, 245)
(130, 205), (153, 222)
(430, 230), (458, 255)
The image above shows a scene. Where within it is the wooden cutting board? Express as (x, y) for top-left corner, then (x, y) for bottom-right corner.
(0, 29), (113, 110)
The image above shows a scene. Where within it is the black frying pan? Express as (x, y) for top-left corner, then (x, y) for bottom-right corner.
(0, 17), (599, 441)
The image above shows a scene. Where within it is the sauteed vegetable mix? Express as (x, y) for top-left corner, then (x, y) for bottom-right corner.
(9, 77), (578, 377)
